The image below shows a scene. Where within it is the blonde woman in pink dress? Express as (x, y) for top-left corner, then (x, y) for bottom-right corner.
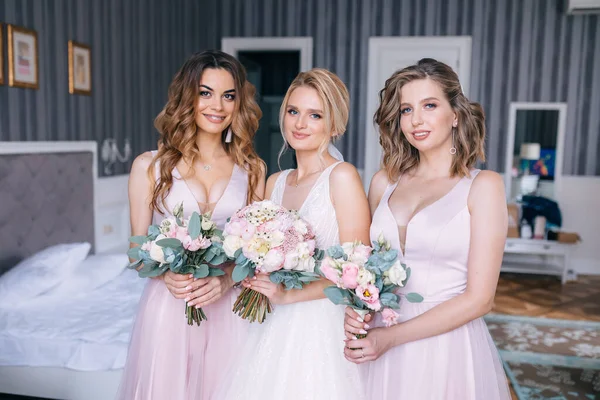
(343, 58), (511, 400)
(118, 50), (266, 400)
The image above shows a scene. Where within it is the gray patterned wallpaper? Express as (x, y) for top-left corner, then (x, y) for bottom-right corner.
(1, 0), (599, 176)
(0, 0), (212, 175)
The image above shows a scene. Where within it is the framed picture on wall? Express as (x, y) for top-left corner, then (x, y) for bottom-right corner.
(68, 41), (91, 95)
(7, 24), (38, 89)
(1, 23), (4, 85)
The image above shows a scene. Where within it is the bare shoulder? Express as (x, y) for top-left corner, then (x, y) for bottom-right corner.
(266, 170), (283, 186)
(265, 170), (284, 199)
(468, 170), (506, 207)
(130, 151), (155, 177)
(368, 169), (390, 205)
(330, 162), (362, 184)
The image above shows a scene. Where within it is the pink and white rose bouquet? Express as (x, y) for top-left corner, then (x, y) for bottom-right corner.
(128, 202), (228, 326)
(223, 200), (323, 323)
(318, 235), (423, 338)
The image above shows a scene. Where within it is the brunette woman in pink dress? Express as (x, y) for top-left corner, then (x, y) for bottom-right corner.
(118, 50), (265, 400)
(344, 58), (511, 400)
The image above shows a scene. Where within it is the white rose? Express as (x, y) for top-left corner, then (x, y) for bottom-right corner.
(295, 242), (312, 258)
(201, 217), (215, 231)
(284, 252), (299, 270)
(385, 260), (407, 286)
(223, 235), (243, 258)
(293, 219), (308, 235)
(296, 256), (316, 272)
(356, 268), (375, 286)
(262, 249), (285, 273)
(270, 230), (285, 248)
(149, 242), (167, 264)
(341, 242), (355, 256)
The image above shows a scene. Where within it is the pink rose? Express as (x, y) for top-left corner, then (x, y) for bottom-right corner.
(262, 249), (285, 273)
(241, 223), (257, 241)
(381, 308), (400, 327)
(341, 262), (359, 289)
(305, 239), (316, 254)
(320, 258), (341, 285)
(356, 284), (381, 311)
(141, 241), (152, 251)
(225, 219), (247, 236)
(351, 244), (372, 264)
(183, 235), (211, 251)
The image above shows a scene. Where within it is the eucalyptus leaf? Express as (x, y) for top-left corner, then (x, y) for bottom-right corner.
(188, 212), (201, 239)
(127, 260), (143, 270)
(232, 264), (250, 282)
(327, 245), (345, 259)
(323, 286), (349, 305)
(129, 235), (148, 245)
(406, 292), (424, 303)
(208, 268), (225, 277)
(127, 247), (141, 260)
(193, 264), (210, 278)
(156, 238), (183, 249)
(148, 225), (160, 237)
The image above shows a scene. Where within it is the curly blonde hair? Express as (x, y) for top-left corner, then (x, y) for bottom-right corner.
(150, 50), (265, 213)
(278, 68), (349, 166)
(374, 58), (485, 181)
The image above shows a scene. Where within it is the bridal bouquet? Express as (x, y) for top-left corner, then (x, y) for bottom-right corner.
(127, 202), (228, 326)
(223, 200), (323, 323)
(318, 235), (423, 339)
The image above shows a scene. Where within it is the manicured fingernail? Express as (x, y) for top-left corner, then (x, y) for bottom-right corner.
(352, 335), (357, 340)
(253, 276), (257, 280)
(364, 324), (370, 329)
(195, 305), (202, 309)
(357, 317), (363, 322)
(185, 286), (192, 290)
(184, 297), (190, 302)
(189, 274), (193, 278)
(359, 329), (368, 334)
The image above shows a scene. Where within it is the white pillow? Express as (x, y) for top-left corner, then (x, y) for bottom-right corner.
(0, 242), (91, 307)
(48, 253), (130, 297)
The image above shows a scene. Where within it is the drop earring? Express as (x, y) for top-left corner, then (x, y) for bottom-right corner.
(225, 128), (233, 143)
(450, 122), (457, 155)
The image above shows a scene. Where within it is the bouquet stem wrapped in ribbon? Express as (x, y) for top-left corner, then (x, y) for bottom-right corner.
(128, 203), (228, 326)
(223, 200), (323, 323)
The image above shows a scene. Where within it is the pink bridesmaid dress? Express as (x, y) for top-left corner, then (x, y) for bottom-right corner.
(362, 169), (510, 400)
(117, 152), (249, 400)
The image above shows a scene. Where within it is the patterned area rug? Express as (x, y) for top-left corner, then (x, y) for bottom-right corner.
(485, 314), (600, 400)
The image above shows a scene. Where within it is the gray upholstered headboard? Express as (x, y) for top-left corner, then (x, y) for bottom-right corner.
(0, 142), (97, 275)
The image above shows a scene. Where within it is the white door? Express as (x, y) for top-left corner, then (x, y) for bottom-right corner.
(362, 36), (472, 189)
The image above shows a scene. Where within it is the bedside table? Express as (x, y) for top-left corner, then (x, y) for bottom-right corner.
(501, 238), (576, 284)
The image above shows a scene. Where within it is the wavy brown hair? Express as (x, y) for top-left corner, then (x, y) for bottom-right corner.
(374, 58), (485, 181)
(150, 50), (264, 213)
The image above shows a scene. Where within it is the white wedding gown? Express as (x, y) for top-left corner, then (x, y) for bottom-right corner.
(216, 161), (365, 400)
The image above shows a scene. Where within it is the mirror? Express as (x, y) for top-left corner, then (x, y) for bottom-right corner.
(504, 102), (567, 201)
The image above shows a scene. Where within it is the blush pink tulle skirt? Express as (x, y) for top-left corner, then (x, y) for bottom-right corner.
(359, 301), (511, 400)
(116, 278), (246, 400)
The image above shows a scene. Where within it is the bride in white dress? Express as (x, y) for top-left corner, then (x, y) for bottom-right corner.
(217, 68), (371, 400)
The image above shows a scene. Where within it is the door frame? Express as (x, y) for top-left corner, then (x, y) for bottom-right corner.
(363, 36), (472, 187)
(221, 37), (313, 72)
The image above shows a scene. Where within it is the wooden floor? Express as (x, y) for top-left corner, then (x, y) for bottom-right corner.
(492, 273), (600, 399)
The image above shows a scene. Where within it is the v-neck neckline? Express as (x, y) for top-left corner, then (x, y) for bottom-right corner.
(384, 176), (464, 259)
(281, 162), (341, 213)
(174, 163), (238, 217)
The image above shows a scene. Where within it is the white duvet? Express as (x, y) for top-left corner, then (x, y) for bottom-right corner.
(0, 255), (146, 371)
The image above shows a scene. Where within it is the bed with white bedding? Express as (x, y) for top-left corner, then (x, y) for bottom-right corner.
(0, 142), (141, 400)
